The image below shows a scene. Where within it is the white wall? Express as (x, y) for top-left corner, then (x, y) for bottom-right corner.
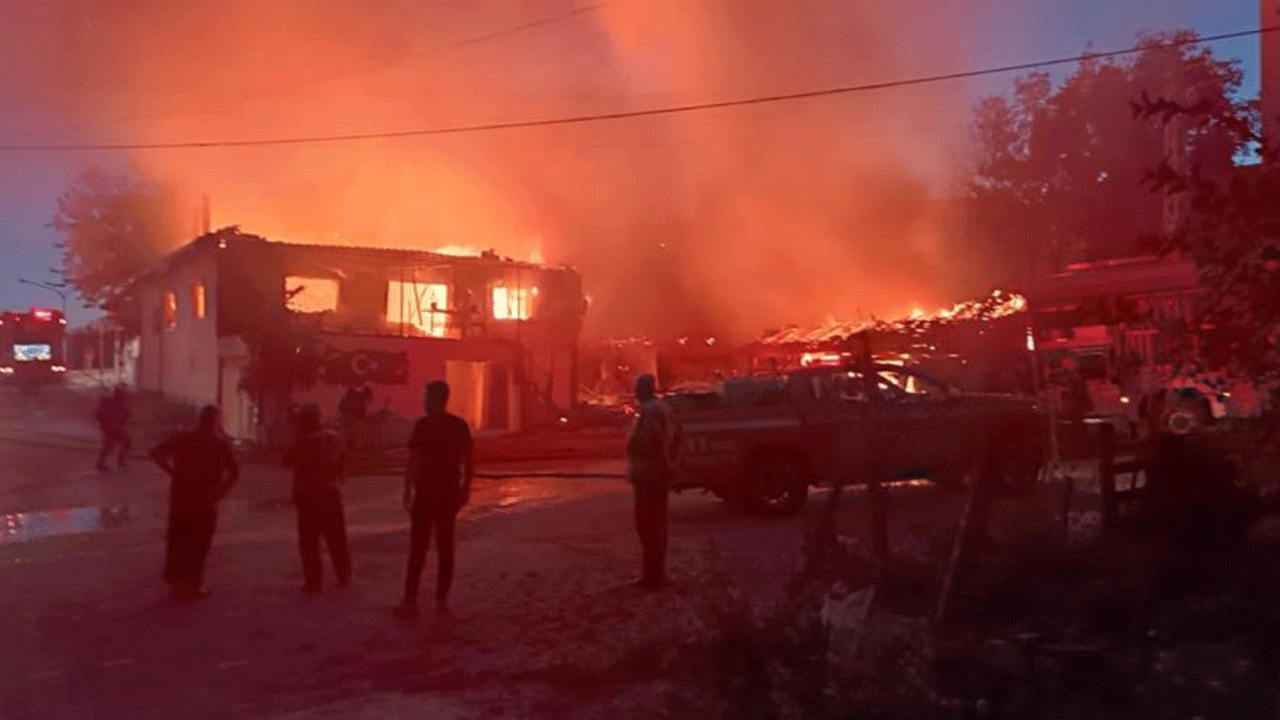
(136, 252), (220, 407)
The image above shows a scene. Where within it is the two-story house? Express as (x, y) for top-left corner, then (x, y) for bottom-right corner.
(127, 228), (584, 441)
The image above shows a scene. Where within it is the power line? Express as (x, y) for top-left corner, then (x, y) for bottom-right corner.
(3, 25), (1274, 152)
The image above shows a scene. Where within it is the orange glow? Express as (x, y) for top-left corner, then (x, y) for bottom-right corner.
(192, 282), (206, 320)
(285, 276), (339, 314)
(16, 2), (1001, 342)
(493, 285), (533, 321)
(801, 352), (843, 367)
(387, 281), (449, 337)
(163, 292), (177, 330)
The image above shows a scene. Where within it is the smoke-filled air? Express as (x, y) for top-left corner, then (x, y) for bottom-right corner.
(0, 0), (989, 341)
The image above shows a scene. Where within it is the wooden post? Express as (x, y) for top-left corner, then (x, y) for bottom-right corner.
(1095, 420), (1118, 533)
(853, 331), (891, 579)
(936, 438), (993, 626)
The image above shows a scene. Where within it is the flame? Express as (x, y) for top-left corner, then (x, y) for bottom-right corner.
(433, 245), (484, 258)
(760, 289), (1028, 346)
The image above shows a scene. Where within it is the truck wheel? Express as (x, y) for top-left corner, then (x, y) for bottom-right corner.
(988, 425), (1044, 497)
(748, 455), (809, 516)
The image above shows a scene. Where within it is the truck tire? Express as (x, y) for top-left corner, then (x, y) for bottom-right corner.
(747, 454), (810, 516)
(987, 424), (1044, 497)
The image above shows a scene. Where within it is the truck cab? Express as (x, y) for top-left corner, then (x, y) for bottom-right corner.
(668, 364), (1046, 515)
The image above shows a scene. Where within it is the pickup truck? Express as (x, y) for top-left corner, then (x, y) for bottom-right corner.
(666, 364), (1048, 515)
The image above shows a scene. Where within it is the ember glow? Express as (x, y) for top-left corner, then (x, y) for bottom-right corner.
(760, 290), (1028, 346)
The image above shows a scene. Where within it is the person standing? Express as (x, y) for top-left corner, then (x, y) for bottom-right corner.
(96, 384), (132, 471)
(284, 405), (352, 593)
(626, 374), (681, 591)
(395, 381), (473, 618)
(150, 405), (239, 603)
(338, 384), (373, 452)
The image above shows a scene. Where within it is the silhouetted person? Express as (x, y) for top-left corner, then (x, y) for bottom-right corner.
(1053, 356), (1093, 458)
(150, 405), (239, 603)
(284, 404), (352, 593)
(627, 374), (680, 590)
(96, 383), (132, 471)
(395, 381), (474, 618)
(338, 384), (373, 452)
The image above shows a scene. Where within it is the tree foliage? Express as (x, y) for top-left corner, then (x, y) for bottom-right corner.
(51, 165), (183, 309)
(967, 31), (1252, 286)
(1138, 95), (1280, 371)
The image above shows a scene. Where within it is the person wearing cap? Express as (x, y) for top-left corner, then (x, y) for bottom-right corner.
(626, 374), (681, 590)
(284, 404), (352, 593)
(150, 405), (239, 603)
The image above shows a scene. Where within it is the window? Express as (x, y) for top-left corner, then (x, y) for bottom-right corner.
(387, 280), (449, 337)
(877, 370), (949, 398)
(163, 292), (177, 330)
(492, 285), (532, 321)
(809, 372), (870, 403)
(285, 276), (340, 314)
(192, 282), (206, 320)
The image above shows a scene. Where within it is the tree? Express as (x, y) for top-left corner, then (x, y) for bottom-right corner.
(1138, 95), (1280, 372)
(51, 165), (183, 309)
(967, 31), (1251, 285)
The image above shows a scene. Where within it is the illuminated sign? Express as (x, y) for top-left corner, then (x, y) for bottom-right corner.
(14, 344), (52, 362)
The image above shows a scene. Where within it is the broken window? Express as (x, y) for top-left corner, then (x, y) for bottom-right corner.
(492, 285), (533, 321)
(192, 282), (206, 320)
(286, 276), (340, 314)
(163, 291), (178, 330)
(387, 280), (449, 337)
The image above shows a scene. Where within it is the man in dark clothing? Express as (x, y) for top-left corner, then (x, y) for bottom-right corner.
(96, 384), (132, 471)
(284, 404), (352, 593)
(395, 381), (474, 618)
(626, 374), (681, 590)
(150, 405), (239, 603)
(338, 384), (374, 452)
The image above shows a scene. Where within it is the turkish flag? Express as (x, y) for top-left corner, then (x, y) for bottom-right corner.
(320, 347), (409, 385)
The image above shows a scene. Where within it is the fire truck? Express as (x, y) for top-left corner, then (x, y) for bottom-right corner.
(1024, 255), (1272, 438)
(0, 307), (68, 388)
(667, 363), (1046, 515)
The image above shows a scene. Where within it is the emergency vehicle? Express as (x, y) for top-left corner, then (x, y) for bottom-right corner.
(0, 307), (68, 387)
(667, 363), (1046, 515)
(1024, 255), (1272, 437)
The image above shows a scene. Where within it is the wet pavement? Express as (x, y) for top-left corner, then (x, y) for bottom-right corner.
(1, 506), (120, 545)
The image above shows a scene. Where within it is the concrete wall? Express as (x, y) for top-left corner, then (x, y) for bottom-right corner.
(136, 252), (219, 408)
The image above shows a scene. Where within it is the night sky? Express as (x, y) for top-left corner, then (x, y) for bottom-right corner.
(0, 0), (1264, 326)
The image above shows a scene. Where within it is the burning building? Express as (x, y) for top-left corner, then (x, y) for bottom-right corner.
(753, 290), (1033, 393)
(126, 228), (584, 441)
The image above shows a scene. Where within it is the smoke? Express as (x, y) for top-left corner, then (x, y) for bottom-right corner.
(1, 0), (986, 341)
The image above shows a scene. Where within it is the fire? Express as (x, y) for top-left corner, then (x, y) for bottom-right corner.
(434, 245), (484, 258)
(760, 289), (1029, 347)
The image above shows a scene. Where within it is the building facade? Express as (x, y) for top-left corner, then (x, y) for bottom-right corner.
(128, 229), (584, 442)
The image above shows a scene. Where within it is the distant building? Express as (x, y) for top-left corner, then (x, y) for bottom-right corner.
(124, 229), (585, 441)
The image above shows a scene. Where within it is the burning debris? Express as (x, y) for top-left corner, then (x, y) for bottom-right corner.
(758, 290), (1029, 349)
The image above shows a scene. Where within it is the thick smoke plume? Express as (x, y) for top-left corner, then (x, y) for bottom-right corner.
(0, 0), (987, 341)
